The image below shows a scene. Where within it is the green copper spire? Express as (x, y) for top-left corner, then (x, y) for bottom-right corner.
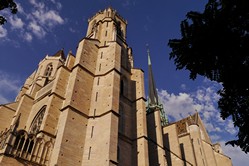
(146, 44), (169, 126)
(148, 48), (151, 65)
(147, 44), (158, 105)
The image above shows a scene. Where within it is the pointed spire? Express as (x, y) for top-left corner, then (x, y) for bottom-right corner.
(146, 44), (159, 106)
(146, 44), (169, 126)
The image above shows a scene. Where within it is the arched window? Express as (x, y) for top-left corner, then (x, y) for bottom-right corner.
(44, 63), (53, 77)
(29, 106), (46, 134)
(12, 130), (34, 157)
(116, 21), (123, 38)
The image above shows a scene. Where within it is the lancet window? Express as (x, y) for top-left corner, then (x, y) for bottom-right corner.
(12, 130), (35, 159)
(116, 21), (123, 38)
(44, 63), (53, 77)
(10, 130), (53, 165)
(30, 106), (46, 135)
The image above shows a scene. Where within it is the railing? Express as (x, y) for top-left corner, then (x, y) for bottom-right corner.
(35, 81), (54, 100)
(0, 129), (54, 166)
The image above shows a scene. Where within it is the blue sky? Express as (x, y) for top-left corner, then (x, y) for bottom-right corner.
(0, 0), (248, 165)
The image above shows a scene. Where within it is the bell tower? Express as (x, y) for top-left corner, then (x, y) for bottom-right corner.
(49, 7), (149, 166)
(86, 7), (127, 46)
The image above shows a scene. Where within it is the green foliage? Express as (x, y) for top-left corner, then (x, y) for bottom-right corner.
(0, 0), (17, 25)
(168, 0), (249, 153)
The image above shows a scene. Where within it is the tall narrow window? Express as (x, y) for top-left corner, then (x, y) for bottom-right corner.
(95, 92), (98, 101)
(100, 52), (103, 59)
(30, 106), (46, 134)
(120, 77), (128, 96)
(97, 77), (100, 85)
(121, 50), (127, 68)
(44, 63), (53, 77)
(119, 105), (125, 134)
(105, 31), (107, 37)
(117, 146), (120, 161)
(120, 80), (124, 96)
(91, 126), (94, 138)
(88, 147), (92, 160)
(106, 22), (109, 27)
(93, 109), (96, 118)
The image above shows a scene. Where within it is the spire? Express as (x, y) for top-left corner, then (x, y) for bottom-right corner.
(146, 44), (169, 126)
(147, 44), (159, 106)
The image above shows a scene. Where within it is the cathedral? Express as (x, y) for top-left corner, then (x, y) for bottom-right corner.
(0, 7), (232, 166)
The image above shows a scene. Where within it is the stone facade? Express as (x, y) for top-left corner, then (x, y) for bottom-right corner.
(0, 7), (232, 166)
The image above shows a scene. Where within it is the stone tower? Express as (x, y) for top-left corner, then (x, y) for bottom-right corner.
(0, 7), (151, 166)
(0, 7), (232, 166)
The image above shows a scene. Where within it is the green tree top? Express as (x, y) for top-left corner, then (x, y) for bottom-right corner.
(168, 0), (249, 153)
(0, 0), (17, 25)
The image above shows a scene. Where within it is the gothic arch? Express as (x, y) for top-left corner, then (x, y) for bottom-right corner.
(44, 63), (53, 77)
(29, 106), (46, 135)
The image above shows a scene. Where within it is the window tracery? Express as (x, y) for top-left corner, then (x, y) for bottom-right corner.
(45, 63), (53, 77)
(30, 106), (46, 135)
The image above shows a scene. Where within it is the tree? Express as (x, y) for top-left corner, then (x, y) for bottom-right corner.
(168, 0), (249, 153)
(0, 0), (17, 25)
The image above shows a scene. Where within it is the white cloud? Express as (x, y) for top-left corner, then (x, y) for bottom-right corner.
(159, 90), (201, 120)
(220, 141), (249, 166)
(225, 119), (237, 135)
(0, 26), (7, 38)
(0, 71), (21, 104)
(0, 0), (65, 43)
(29, 0), (45, 9)
(32, 10), (64, 26)
(50, 0), (62, 10)
(28, 21), (46, 38)
(9, 16), (24, 29)
(16, 2), (25, 14)
(23, 32), (33, 42)
(158, 79), (245, 165)
(0, 72), (20, 93)
(210, 134), (221, 142)
(26, 0), (64, 38)
(204, 122), (221, 133)
(158, 79), (238, 138)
